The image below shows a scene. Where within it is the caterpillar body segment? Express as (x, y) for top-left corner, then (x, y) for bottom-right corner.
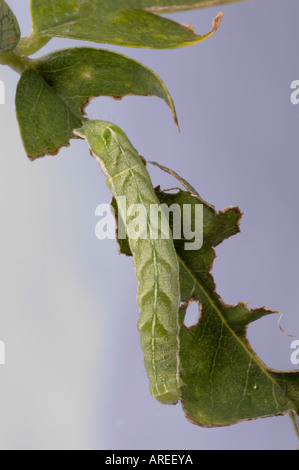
(75, 121), (182, 404)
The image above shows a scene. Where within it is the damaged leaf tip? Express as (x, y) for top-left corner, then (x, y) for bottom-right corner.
(213, 12), (224, 32)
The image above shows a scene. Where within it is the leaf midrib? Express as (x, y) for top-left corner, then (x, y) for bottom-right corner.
(33, 64), (84, 121)
(178, 253), (293, 404)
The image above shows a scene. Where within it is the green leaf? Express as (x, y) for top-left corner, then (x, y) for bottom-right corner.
(0, 0), (20, 53)
(115, 164), (299, 427)
(30, 0), (223, 49)
(137, 0), (246, 13)
(15, 48), (177, 159)
(16, 68), (82, 159)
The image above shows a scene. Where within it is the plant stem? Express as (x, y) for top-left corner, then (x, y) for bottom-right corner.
(0, 33), (50, 75)
(0, 49), (33, 74)
(289, 411), (299, 448)
(17, 35), (51, 56)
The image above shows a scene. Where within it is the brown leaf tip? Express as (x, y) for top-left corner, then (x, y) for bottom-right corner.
(213, 12), (224, 32)
(278, 312), (295, 339)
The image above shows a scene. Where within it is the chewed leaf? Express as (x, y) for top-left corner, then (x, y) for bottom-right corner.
(30, 0), (223, 49)
(16, 69), (82, 159)
(15, 48), (177, 159)
(114, 165), (299, 427)
(149, 160), (213, 206)
(0, 0), (20, 53)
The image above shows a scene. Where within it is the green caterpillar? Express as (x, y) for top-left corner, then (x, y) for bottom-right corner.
(75, 121), (182, 404)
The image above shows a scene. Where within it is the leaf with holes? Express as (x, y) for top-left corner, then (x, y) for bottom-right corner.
(115, 163), (299, 427)
(30, 0), (223, 49)
(0, 0), (20, 53)
(15, 48), (177, 159)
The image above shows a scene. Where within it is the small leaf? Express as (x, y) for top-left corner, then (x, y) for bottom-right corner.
(15, 48), (177, 159)
(114, 164), (299, 427)
(0, 0), (20, 53)
(30, 0), (223, 49)
(16, 68), (82, 159)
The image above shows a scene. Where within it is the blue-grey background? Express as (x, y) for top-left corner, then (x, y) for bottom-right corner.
(0, 0), (298, 450)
